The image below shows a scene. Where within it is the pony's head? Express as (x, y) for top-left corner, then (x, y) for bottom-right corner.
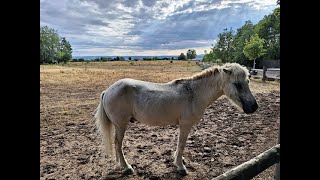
(220, 63), (258, 114)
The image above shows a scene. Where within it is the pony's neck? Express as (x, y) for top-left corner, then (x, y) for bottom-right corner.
(190, 72), (223, 109)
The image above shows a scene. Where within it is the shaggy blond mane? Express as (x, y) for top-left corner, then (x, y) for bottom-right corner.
(173, 63), (249, 83)
(190, 66), (219, 80)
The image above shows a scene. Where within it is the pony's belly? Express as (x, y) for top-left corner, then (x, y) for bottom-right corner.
(134, 114), (178, 126)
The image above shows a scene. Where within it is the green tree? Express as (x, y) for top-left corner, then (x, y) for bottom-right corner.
(40, 26), (60, 64)
(57, 37), (73, 63)
(254, 7), (280, 60)
(206, 5), (279, 65)
(128, 57), (132, 60)
(243, 33), (266, 69)
(178, 53), (187, 60)
(186, 49), (197, 60)
(215, 28), (235, 62)
(203, 49), (217, 62)
(231, 20), (254, 64)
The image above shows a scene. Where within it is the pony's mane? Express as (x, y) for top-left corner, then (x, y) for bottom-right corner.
(172, 63), (249, 84)
(190, 66), (220, 80)
(172, 66), (220, 83)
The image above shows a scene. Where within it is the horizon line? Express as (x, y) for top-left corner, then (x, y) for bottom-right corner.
(72, 54), (204, 57)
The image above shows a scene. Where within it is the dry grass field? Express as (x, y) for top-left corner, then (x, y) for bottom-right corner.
(40, 60), (280, 180)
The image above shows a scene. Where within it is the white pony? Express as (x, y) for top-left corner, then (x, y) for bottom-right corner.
(94, 63), (258, 175)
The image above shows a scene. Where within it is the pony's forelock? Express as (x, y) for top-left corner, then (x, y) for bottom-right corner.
(222, 63), (249, 82)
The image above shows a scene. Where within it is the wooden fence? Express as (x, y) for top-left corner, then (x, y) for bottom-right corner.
(213, 144), (280, 180)
(250, 67), (280, 81)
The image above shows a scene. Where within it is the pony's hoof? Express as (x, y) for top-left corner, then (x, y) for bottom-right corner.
(123, 165), (134, 175)
(177, 168), (188, 176)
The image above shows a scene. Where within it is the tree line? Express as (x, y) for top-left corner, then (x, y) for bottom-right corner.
(177, 49), (197, 60)
(203, 5), (280, 68)
(72, 56), (180, 62)
(40, 26), (73, 64)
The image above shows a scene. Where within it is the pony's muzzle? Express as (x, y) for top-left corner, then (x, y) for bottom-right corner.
(243, 101), (258, 114)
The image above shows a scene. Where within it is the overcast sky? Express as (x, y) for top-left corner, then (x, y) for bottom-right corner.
(40, 0), (278, 56)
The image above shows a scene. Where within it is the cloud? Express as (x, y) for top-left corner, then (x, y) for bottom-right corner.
(40, 0), (278, 56)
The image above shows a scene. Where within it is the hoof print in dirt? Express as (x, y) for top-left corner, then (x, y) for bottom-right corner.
(77, 157), (89, 165)
(66, 122), (75, 126)
(149, 175), (160, 180)
(204, 147), (211, 153)
(136, 169), (144, 176)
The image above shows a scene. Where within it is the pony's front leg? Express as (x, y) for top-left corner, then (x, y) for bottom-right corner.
(174, 124), (192, 175)
(174, 151), (186, 165)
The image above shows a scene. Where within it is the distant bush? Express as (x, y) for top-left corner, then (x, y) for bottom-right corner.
(143, 57), (153, 61)
(100, 57), (110, 62)
(72, 58), (85, 62)
(178, 53), (187, 60)
(112, 56), (125, 61)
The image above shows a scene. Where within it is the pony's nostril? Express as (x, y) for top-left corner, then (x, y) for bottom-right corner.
(252, 103), (258, 111)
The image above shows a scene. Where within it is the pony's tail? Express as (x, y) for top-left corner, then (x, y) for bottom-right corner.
(94, 91), (115, 160)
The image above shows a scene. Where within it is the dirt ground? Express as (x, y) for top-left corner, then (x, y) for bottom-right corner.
(40, 61), (280, 180)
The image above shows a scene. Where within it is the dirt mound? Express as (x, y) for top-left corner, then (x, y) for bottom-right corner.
(40, 91), (279, 180)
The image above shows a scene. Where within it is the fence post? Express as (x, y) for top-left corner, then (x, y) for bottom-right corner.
(262, 66), (267, 82)
(274, 126), (280, 180)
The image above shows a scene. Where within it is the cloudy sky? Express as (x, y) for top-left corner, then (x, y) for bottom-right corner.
(40, 0), (278, 56)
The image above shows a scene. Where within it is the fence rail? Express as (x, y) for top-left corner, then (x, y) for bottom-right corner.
(213, 144), (280, 180)
(250, 68), (280, 81)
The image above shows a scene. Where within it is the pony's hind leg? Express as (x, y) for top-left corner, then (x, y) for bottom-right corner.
(174, 124), (193, 175)
(114, 124), (134, 174)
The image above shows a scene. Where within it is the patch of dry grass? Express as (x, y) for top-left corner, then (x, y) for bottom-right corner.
(40, 61), (279, 129)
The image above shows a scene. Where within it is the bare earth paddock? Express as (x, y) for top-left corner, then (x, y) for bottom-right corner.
(40, 61), (280, 180)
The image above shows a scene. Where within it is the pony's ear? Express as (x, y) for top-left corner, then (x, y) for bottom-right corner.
(223, 68), (232, 75)
(213, 68), (220, 75)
